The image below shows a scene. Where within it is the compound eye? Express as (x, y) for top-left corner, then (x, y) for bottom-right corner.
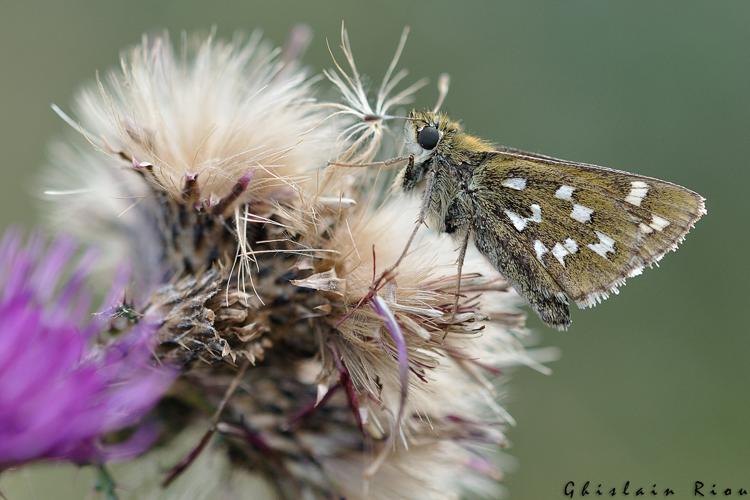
(417, 126), (440, 150)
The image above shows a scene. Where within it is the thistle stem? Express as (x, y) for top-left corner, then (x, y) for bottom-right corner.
(162, 360), (250, 488)
(94, 464), (118, 500)
(286, 383), (342, 429)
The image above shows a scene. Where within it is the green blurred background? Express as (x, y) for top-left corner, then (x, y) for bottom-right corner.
(1, 1), (748, 498)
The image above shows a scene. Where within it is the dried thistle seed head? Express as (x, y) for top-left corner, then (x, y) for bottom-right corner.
(42, 141), (163, 291)
(40, 26), (542, 500)
(57, 31), (339, 211)
(294, 195), (526, 418)
(43, 32), (349, 365)
(44, 30), (348, 292)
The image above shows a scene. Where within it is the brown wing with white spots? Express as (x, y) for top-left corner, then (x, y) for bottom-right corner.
(471, 150), (705, 313)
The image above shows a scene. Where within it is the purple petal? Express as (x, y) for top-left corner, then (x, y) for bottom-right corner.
(0, 231), (175, 469)
(367, 294), (409, 476)
(30, 237), (77, 300)
(371, 295), (409, 416)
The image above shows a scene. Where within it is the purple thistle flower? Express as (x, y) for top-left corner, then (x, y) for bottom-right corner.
(0, 229), (175, 469)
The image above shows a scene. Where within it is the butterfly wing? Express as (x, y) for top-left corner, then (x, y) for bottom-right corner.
(469, 149), (706, 329)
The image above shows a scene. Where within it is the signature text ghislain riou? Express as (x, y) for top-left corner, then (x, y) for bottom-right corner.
(564, 481), (749, 498)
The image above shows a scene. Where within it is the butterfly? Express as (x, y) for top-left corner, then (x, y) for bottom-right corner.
(398, 110), (706, 329)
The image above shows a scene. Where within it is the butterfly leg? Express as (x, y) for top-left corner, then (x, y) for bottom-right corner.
(328, 155), (412, 169)
(373, 161), (432, 290)
(341, 158), (426, 331)
(385, 165), (433, 271)
(445, 228), (471, 337)
(443, 195), (474, 332)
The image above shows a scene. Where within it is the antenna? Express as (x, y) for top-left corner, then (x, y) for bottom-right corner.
(432, 73), (450, 113)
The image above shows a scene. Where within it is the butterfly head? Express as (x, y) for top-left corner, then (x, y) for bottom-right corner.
(400, 111), (461, 191)
(404, 110), (462, 162)
(401, 110), (494, 191)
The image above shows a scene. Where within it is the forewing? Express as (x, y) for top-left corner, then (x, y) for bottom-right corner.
(470, 150), (706, 318)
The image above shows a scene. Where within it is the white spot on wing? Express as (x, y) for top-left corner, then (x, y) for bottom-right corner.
(551, 238), (579, 267)
(587, 231), (616, 258)
(554, 185), (575, 200)
(501, 177), (526, 190)
(552, 243), (569, 266)
(529, 204), (542, 223)
(638, 222), (654, 235)
(564, 238), (578, 253)
(504, 210), (527, 231)
(649, 214), (670, 231)
(504, 204), (542, 232)
(570, 204), (593, 223)
(534, 240), (548, 264)
(625, 180), (649, 206)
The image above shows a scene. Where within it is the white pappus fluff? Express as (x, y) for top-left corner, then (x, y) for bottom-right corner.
(38, 27), (550, 500)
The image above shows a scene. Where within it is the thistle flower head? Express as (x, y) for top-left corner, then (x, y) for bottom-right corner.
(0, 230), (175, 468)
(291, 193), (530, 480)
(63, 31), (337, 212)
(39, 28), (547, 499)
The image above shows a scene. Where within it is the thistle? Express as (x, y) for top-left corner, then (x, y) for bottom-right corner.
(0, 230), (175, 469)
(23, 26), (546, 499)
